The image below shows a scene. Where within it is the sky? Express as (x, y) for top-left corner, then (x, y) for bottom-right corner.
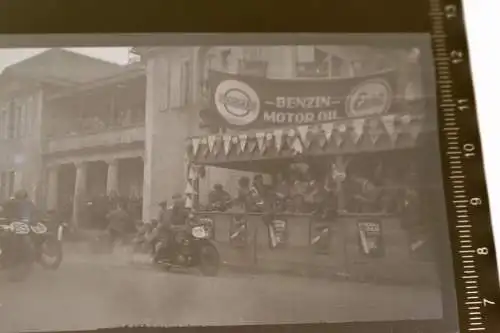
(0, 47), (130, 71)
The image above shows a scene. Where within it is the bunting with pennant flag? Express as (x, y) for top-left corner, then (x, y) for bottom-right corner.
(394, 114), (412, 141)
(248, 138), (258, 153)
(213, 136), (222, 156)
(200, 137), (209, 156)
(223, 135), (233, 156)
(188, 166), (198, 180)
(207, 135), (217, 153)
(274, 129), (284, 152)
(408, 117), (423, 140)
(322, 123), (334, 142)
(256, 132), (267, 153)
(367, 118), (384, 145)
(185, 196), (194, 209)
(381, 114), (397, 142)
(191, 137), (200, 157)
(186, 112), (426, 162)
(297, 125), (312, 148)
(350, 118), (365, 144)
(286, 129), (297, 150)
(332, 121), (347, 147)
(291, 137), (304, 154)
(185, 181), (196, 195)
(238, 134), (248, 153)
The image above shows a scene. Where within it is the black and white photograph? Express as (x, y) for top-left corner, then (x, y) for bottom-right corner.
(0, 38), (460, 331)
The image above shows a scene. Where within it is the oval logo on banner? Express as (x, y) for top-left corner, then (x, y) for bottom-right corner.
(346, 79), (392, 117)
(215, 80), (261, 126)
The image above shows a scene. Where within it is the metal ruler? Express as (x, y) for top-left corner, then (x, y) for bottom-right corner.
(430, 1), (500, 332)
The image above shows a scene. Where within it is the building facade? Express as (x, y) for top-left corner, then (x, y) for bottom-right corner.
(136, 45), (423, 223)
(1, 45), (424, 227)
(0, 49), (126, 204)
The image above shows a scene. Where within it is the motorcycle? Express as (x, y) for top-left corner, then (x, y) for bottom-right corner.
(32, 218), (65, 270)
(154, 216), (220, 276)
(0, 217), (64, 281)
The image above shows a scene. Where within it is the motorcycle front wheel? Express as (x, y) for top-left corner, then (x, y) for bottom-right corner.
(198, 243), (220, 277)
(39, 238), (63, 270)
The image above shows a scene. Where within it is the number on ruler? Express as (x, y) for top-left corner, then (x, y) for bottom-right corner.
(483, 298), (496, 306)
(445, 5), (458, 19)
(450, 50), (465, 64)
(470, 197), (483, 206)
(463, 143), (476, 158)
(477, 247), (489, 255)
(458, 99), (470, 111)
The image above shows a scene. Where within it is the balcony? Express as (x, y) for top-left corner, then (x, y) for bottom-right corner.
(44, 124), (145, 154)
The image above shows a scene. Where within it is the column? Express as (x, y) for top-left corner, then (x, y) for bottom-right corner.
(46, 165), (59, 211)
(13, 170), (23, 193)
(72, 162), (87, 228)
(106, 158), (119, 196)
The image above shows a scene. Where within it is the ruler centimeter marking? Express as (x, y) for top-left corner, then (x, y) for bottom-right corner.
(431, 0), (479, 332)
(430, 1), (499, 332)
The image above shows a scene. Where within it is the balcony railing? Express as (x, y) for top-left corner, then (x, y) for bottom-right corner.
(44, 124), (145, 154)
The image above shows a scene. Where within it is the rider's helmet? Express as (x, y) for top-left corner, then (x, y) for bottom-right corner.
(213, 183), (223, 191)
(14, 189), (28, 200)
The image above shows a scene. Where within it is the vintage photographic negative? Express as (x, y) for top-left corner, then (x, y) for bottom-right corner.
(0, 37), (451, 331)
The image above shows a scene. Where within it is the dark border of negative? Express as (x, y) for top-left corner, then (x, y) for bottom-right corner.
(0, 0), (497, 333)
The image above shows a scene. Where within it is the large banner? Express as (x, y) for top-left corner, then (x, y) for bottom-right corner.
(204, 70), (399, 129)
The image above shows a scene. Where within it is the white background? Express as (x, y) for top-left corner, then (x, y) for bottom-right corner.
(463, 1), (500, 275)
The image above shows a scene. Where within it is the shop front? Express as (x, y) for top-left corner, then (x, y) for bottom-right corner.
(183, 69), (439, 284)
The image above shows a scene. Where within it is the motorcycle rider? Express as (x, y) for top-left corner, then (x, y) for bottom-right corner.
(2, 190), (39, 224)
(0, 190), (39, 266)
(153, 194), (188, 262)
(105, 202), (131, 247)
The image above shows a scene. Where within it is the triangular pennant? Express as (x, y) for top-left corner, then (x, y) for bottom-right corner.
(291, 137), (303, 154)
(394, 114), (411, 141)
(200, 138), (209, 156)
(185, 182), (196, 195)
(350, 118), (365, 144)
(367, 119), (383, 145)
(207, 135), (216, 153)
(286, 129), (297, 149)
(185, 196), (193, 209)
(188, 167), (198, 180)
(248, 139), (258, 153)
(332, 132), (344, 147)
(212, 136), (222, 156)
(381, 114), (396, 141)
(322, 123), (334, 142)
(256, 132), (266, 153)
(238, 134), (248, 153)
(191, 138), (200, 156)
(408, 120), (423, 140)
(223, 135), (233, 156)
(274, 129), (284, 152)
(297, 125), (311, 148)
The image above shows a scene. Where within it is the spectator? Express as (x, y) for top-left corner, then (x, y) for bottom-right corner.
(208, 183), (232, 211)
(106, 203), (131, 245)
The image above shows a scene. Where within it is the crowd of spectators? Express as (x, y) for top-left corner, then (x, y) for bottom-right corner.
(202, 160), (419, 219)
(50, 108), (145, 138)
